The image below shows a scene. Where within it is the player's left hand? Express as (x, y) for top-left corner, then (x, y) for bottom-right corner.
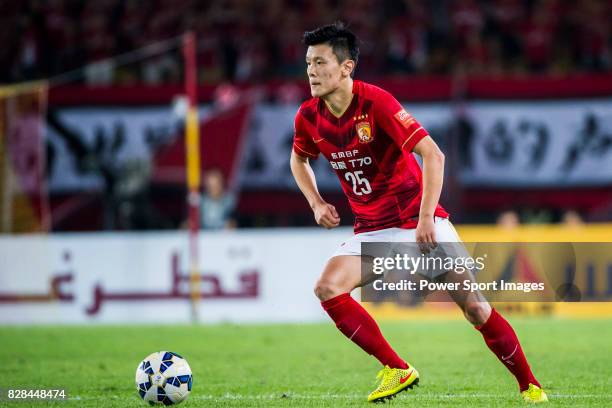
(416, 216), (437, 254)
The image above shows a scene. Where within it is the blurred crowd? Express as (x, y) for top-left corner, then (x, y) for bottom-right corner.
(496, 209), (586, 230)
(2, 0), (611, 85)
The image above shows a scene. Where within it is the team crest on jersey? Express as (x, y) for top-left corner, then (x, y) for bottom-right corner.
(356, 121), (373, 143)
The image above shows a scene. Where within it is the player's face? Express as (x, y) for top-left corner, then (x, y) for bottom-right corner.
(305, 44), (347, 98)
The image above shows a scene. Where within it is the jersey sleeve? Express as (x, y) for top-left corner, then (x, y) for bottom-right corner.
(292, 109), (320, 159)
(374, 90), (430, 152)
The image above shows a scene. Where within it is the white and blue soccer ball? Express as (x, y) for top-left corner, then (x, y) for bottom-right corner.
(135, 351), (193, 405)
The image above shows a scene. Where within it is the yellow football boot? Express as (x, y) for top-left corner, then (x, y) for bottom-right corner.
(367, 365), (419, 403)
(521, 384), (549, 403)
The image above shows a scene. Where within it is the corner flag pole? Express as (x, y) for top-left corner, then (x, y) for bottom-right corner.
(183, 31), (201, 323)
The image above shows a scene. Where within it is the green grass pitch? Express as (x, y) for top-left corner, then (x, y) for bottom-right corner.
(1, 318), (611, 407)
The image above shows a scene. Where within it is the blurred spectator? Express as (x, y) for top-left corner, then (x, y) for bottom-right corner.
(497, 210), (520, 230)
(2, 0), (611, 84)
(114, 159), (168, 230)
(142, 54), (181, 85)
(84, 60), (114, 85)
(461, 31), (490, 74)
(15, 16), (41, 80)
(200, 169), (236, 230)
(522, 1), (555, 72)
(213, 82), (241, 109)
(561, 210), (585, 227)
(451, 0), (484, 37)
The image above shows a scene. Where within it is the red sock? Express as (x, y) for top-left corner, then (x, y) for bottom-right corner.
(321, 293), (408, 369)
(476, 309), (540, 391)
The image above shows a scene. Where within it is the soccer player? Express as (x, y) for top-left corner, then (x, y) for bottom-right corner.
(290, 22), (547, 403)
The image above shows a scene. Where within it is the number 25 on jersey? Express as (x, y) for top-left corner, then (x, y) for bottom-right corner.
(345, 171), (372, 196)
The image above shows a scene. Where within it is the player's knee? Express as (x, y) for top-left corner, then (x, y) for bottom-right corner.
(314, 279), (343, 302)
(463, 302), (491, 325)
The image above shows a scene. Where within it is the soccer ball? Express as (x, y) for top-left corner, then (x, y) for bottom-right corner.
(135, 351), (193, 405)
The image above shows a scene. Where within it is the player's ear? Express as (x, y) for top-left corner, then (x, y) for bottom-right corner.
(342, 60), (355, 78)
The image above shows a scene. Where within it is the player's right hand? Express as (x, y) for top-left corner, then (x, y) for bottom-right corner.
(313, 202), (340, 229)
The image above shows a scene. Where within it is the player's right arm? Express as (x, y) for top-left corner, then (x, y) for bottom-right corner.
(290, 151), (340, 229)
(291, 109), (340, 229)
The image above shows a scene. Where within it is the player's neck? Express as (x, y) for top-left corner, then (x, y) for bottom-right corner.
(323, 78), (353, 118)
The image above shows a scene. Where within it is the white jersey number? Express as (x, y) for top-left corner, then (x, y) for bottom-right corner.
(345, 170), (372, 196)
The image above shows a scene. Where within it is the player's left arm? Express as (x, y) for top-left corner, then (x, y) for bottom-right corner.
(372, 89), (444, 245)
(412, 136), (445, 245)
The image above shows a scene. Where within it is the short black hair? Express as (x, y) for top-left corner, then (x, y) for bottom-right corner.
(303, 21), (359, 73)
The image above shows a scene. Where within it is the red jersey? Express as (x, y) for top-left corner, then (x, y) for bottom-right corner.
(293, 80), (449, 234)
